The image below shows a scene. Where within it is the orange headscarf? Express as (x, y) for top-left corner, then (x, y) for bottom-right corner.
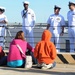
(41, 30), (52, 41)
(41, 30), (52, 52)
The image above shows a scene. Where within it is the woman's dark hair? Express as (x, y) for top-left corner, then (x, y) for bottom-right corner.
(15, 31), (25, 40)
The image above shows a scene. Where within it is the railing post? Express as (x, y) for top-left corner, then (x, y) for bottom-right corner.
(66, 39), (70, 52)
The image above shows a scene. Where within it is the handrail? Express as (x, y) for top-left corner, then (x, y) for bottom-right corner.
(0, 23), (70, 52)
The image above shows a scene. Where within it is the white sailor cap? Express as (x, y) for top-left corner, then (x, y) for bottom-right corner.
(0, 6), (5, 12)
(68, 1), (75, 6)
(0, 6), (5, 10)
(54, 5), (61, 10)
(23, 1), (29, 5)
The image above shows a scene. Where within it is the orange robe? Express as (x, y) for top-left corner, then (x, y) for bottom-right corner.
(34, 30), (57, 64)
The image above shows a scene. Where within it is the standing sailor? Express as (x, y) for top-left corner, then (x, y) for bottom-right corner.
(21, 1), (36, 48)
(21, 1), (37, 64)
(0, 6), (8, 49)
(67, 2), (75, 53)
(46, 5), (65, 52)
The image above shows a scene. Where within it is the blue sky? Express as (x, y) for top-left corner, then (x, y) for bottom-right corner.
(0, 0), (75, 23)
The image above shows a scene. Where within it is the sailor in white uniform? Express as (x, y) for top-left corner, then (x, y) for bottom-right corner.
(67, 2), (75, 53)
(21, 1), (37, 64)
(21, 1), (36, 48)
(47, 5), (65, 52)
(0, 7), (8, 48)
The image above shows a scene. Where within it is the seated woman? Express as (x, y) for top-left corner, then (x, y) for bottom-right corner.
(7, 31), (34, 68)
(34, 30), (57, 69)
(0, 46), (7, 66)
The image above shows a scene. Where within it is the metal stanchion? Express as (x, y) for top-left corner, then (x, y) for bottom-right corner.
(5, 26), (12, 37)
(4, 26), (12, 49)
(66, 39), (70, 52)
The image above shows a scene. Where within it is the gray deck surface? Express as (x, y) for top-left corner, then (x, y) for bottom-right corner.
(0, 64), (75, 75)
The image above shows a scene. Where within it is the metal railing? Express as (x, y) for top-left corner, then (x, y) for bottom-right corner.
(0, 23), (71, 52)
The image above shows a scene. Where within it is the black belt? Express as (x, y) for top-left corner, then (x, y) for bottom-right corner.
(69, 26), (74, 27)
(0, 26), (5, 27)
(53, 28), (55, 30)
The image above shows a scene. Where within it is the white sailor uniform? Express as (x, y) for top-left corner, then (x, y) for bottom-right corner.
(21, 8), (36, 47)
(47, 14), (65, 52)
(0, 13), (8, 47)
(67, 9), (75, 52)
